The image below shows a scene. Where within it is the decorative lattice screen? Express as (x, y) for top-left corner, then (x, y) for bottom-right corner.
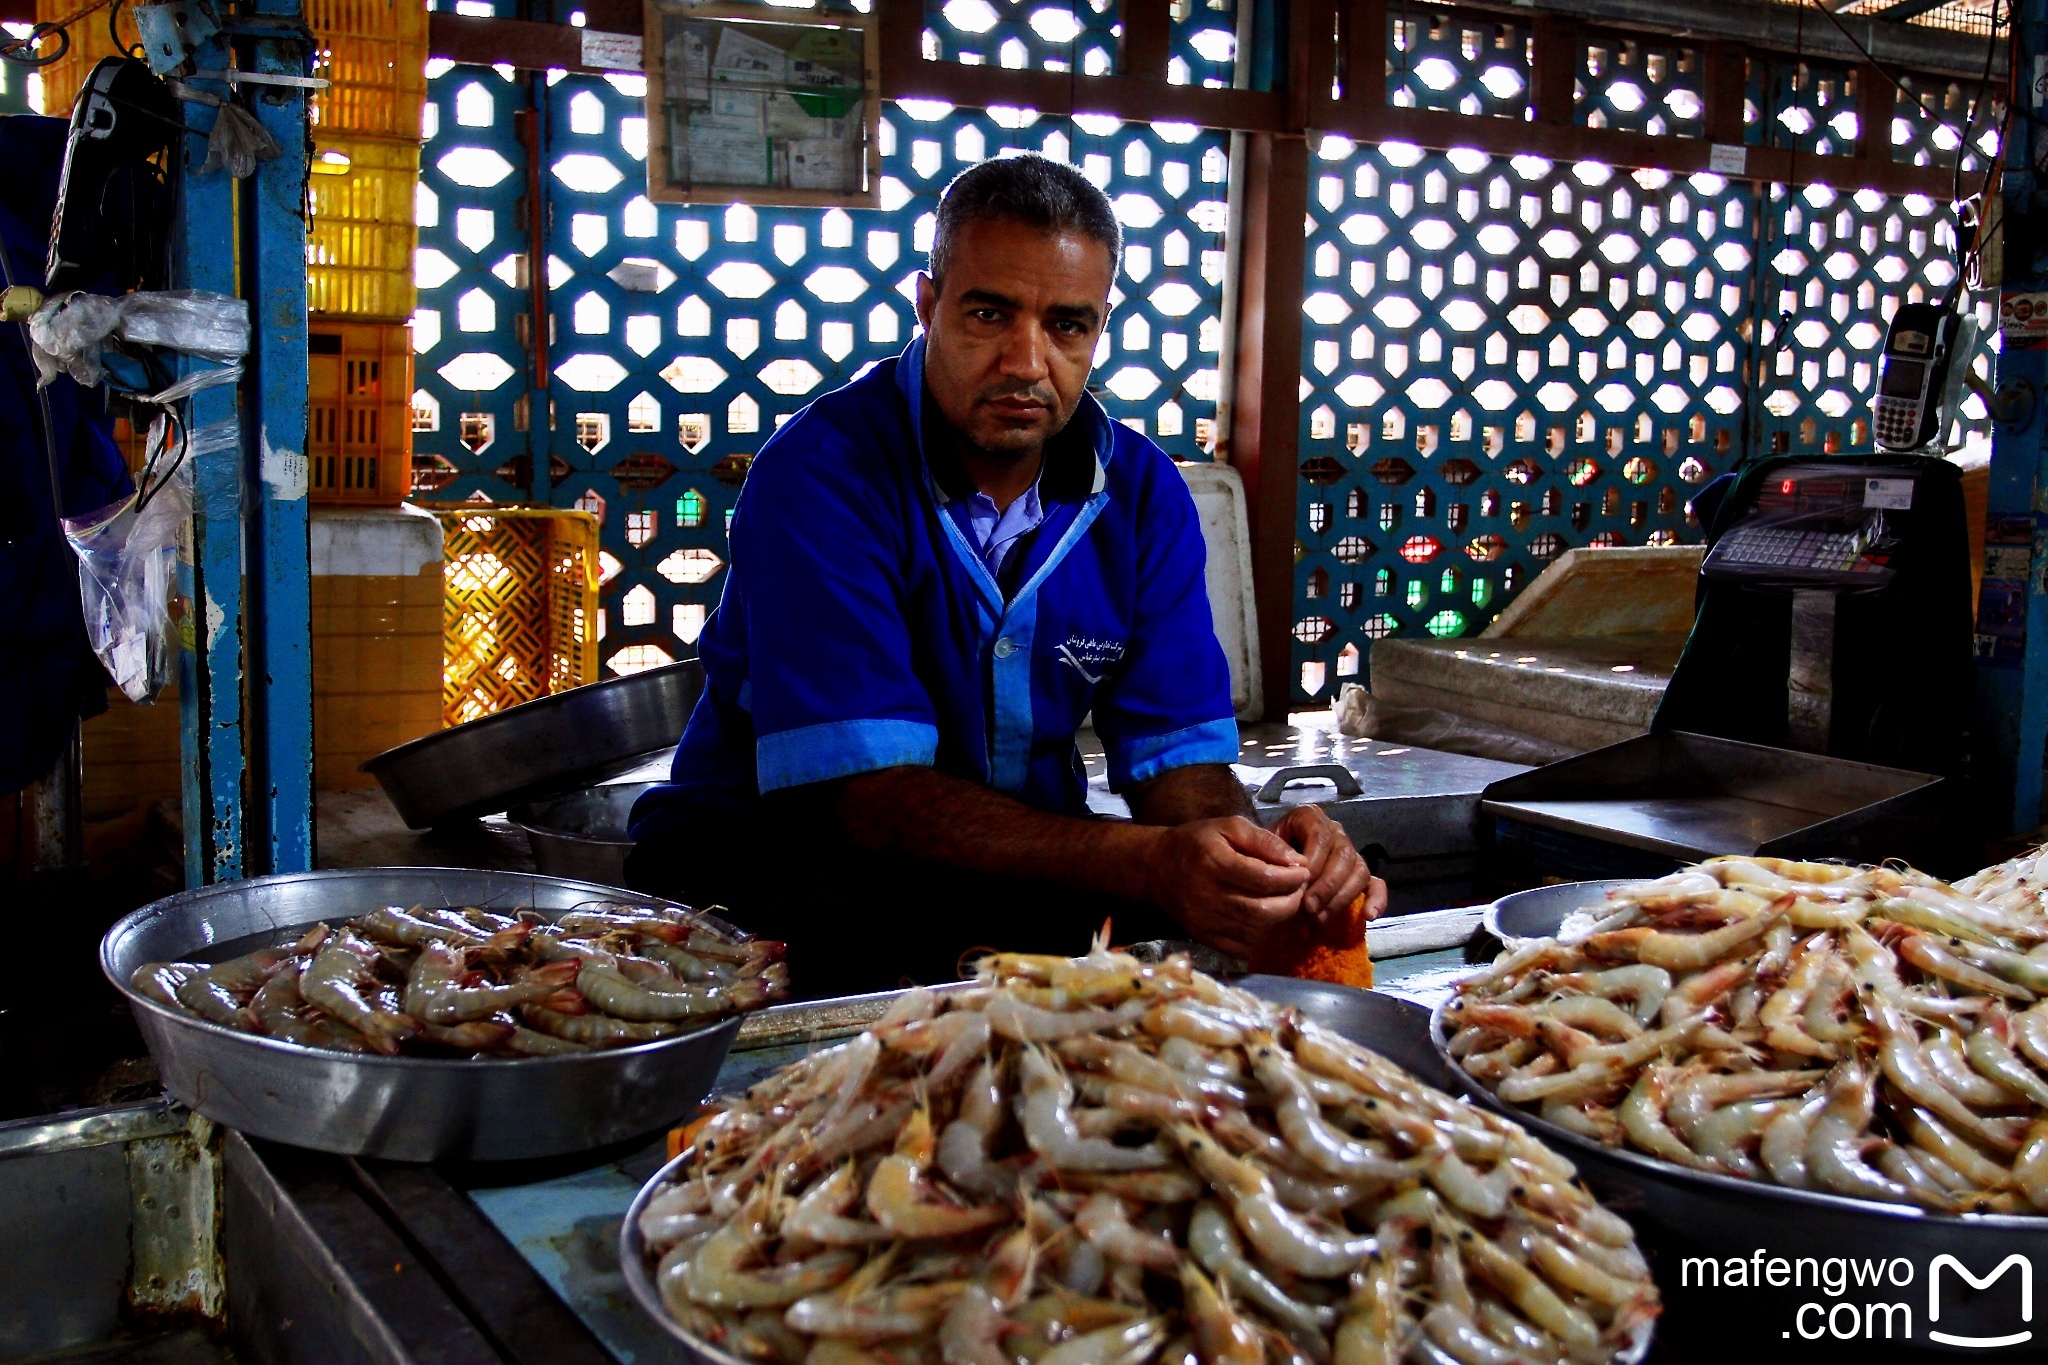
(1289, 21), (1996, 702)
(412, 34), (1229, 678)
(410, 1), (1994, 709)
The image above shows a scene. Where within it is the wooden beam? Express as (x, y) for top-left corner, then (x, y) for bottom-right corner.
(1345, 0), (1387, 108)
(1529, 14), (1579, 127)
(1701, 40), (1747, 146)
(1121, 0), (1170, 82)
(426, 7), (1960, 196)
(1226, 133), (1311, 722)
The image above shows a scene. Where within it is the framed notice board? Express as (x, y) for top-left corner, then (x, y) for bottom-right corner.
(643, 0), (880, 207)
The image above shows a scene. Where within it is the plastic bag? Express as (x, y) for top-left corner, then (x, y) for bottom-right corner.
(62, 419), (234, 703)
(27, 288), (248, 390)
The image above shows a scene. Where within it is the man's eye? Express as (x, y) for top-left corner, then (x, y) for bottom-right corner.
(971, 309), (1004, 323)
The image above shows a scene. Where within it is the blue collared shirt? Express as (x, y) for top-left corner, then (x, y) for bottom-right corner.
(629, 336), (1240, 833)
(944, 476), (1045, 579)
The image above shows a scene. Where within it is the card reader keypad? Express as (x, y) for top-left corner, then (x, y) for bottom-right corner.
(1873, 397), (1920, 449)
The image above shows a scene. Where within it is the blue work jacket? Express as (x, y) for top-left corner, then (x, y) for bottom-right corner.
(629, 335), (1239, 839)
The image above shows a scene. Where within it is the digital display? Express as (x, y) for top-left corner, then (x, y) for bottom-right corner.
(1879, 358), (1926, 399)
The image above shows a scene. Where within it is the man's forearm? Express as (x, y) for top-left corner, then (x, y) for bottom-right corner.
(1126, 762), (1254, 826)
(835, 766), (1165, 902)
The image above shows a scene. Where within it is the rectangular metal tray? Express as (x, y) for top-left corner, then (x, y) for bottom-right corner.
(1478, 729), (1952, 878)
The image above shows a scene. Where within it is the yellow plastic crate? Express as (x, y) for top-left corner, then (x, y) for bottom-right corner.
(429, 506), (602, 727)
(307, 136), (420, 322)
(310, 320), (414, 504)
(307, 0), (429, 140)
(32, 0), (136, 117)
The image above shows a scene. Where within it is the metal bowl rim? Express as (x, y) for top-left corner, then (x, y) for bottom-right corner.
(1426, 996), (2048, 1229)
(1481, 879), (1638, 944)
(622, 1146), (758, 1365)
(358, 662), (699, 775)
(101, 866), (750, 1070)
(509, 780), (661, 843)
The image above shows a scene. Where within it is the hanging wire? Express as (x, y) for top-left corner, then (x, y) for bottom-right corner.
(0, 0), (115, 66)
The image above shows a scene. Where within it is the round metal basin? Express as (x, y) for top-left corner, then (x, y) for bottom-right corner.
(509, 781), (656, 889)
(362, 660), (701, 829)
(1483, 878), (1636, 944)
(102, 866), (745, 1162)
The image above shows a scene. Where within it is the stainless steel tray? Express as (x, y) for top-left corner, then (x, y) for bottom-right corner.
(621, 978), (1649, 1365)
(1428, 1000), (2045, 1352)
(509, 780), (656, 888)
(1480, 730), (1952, 879)
(362, 661), (701, 829)
(1483, 878), (1634, 944)
(101, 867), (744, 1163)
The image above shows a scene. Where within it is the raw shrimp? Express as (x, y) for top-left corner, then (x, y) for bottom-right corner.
(405, 942), (579, 1023)
(174, 943), (298, 1029)
(679, 1191), (860, 1309)
(1015, 1048), (1169, 1171)
(301, 931), (416, 1053)
(1171, 1126), (1375, 1277)
(1074, 1194), (1178, 1271)
(866, 1109), (1009, 1239)
(784, 1163), (891, 1246)
(1186, 1201), (1335, 1348)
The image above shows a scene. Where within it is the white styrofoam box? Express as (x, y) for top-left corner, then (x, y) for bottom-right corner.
(1178, 461), (1262, 722)
(311, 503), (445, 578)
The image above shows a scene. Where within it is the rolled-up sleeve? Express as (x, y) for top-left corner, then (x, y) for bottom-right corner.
(1091, 454), (1239, 791)
(731, 439), (939, 792)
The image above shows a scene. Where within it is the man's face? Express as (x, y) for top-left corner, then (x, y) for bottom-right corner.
(915, 218), (1114, 460)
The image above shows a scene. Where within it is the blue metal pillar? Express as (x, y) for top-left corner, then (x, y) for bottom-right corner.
(173, 47), (247, 886)
(1977, 0), (2048, 835)
(240, 6), (315, 875)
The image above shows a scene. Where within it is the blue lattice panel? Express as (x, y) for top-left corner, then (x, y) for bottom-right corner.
(411, 66), (1228, 676)
(917, 0), (1236, 86)
(1387, 6), (1530, 119)
(1576, 33), (1704, 139)
(1293, 139), (1766, 701)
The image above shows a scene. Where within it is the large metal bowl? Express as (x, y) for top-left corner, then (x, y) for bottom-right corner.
(362, 660), (701, 828)
(622, 979), (1650, 1365)
(101, 867), (745, 1163)
(509, 781), (657, 888)
(1429, 1001), (2045, 1355)
(1483, 878), (1635, 944)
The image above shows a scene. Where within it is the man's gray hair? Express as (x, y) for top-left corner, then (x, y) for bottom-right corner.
(929, 154), (1122, 284)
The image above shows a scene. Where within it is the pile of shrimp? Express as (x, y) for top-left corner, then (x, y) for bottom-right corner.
(1957, 846), (2048, 924)
(1445, 855), (2048, 1214)
(131, 902), (788, 1057)
(636, 945), (1659, 1365)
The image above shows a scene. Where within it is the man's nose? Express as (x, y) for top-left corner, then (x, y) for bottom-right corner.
(997, 319), (1051, 382)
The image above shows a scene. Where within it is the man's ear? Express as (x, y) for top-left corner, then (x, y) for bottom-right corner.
(914, 272), (936, 331)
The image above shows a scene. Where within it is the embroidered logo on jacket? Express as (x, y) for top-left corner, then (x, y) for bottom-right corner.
(1055, 635), (1125, 684)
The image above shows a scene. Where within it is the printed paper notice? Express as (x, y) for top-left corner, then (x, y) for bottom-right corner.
(788, 137), (852, 191)
(581, 29), (642, 71)
(1863, 477), (1914, 510)
(714, 26), (787, 85)
(1708, 143), (1747, 175)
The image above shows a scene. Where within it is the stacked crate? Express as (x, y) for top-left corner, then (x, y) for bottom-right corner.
(306, 0), (429, 506)
(34, 0), (427, 505)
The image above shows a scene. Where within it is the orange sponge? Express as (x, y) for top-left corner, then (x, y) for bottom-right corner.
(1250, 892), (1374, 988)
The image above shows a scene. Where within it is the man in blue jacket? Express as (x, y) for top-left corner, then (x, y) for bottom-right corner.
(629, 155), (1380, 995)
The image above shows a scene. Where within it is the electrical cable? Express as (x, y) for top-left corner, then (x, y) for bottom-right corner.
(0, 0), (113, 66)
